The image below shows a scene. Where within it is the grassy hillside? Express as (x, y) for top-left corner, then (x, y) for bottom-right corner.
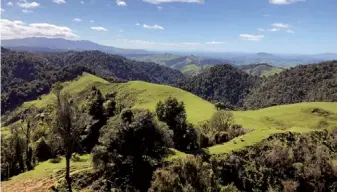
(9, 72), (216, 126)
(237, 63), (284, 77)
(1, 155), (91, 192)
(208, 102), (337, 154)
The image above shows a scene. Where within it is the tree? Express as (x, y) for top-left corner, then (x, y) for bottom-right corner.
(15, 107), (38, 171)
(51, 82), (84, 192)
(156, 96), (186, 128)
(210, 110), (234, 132)
(92, 109), (172, 191)
(156, 97), (199, 151)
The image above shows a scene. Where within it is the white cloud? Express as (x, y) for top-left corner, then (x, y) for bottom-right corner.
(91, 26), (108, 31)
(205, 41), (225, 45)
(73, 18), (82, 22)
(0, 19), (78, 39)
(181, 42), (200, 45)
(53, 0), (66, 4)
(119, 29), (124, 33)
(240, 34), (264, 41)
(90, 20), (94, 23)
(81, 1), (84, 4)
(272, 22), (290, 28)
(127, 39), (156, 44)
(7, 2), (14, 6)
(17, 1), (40, 8)
(116, 0), (127, 6)
(157, 6), (163, 10)
(143, 24), (164, 30)
(136, 23), (140, 26)
(22, 9), (33, 13)
(286, 29), (294, 33)
(1, 8), (5, 12)
(258, 28), (265, 32)
(268, 27), (280, 32)
(143, 0), (204, 4)
(269, 0), (305, 5)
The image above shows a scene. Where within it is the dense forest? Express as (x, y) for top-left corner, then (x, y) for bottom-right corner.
(178, 64), (257, 109)
(244, 61), (337, 109)
(1, 48), (185, 113)
(177, 61), (337, 109)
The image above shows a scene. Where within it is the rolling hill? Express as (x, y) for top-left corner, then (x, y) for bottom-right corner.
(128, 53), (227, 75)
(237, 63), (284, 77)
(244, 60), (337, 109)
(1, 48), (185, 113)
(178, 64), (257, 108)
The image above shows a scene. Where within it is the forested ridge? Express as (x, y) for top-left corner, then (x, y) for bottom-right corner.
(1, 48), (185, 113)
(244, 60), (337, 109)
(178, 60), (337, 109)
(178, 64), (258, 109)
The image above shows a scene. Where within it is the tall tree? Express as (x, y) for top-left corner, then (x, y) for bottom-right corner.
(92, 109), (172, 191)
(156, 97), (199, 151)
(51, 82), (84, 192)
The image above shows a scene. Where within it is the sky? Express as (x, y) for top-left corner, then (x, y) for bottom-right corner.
(1, 0), (336, 54)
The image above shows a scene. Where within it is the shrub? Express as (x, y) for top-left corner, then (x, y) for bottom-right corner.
(150, 155), (221, 192)
(35, 137), (53, 162)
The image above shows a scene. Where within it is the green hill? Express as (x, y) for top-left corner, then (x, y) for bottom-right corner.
(237, 63), (284, 77)
(8, 72), (215, 126)
(209, 102), (337, 154)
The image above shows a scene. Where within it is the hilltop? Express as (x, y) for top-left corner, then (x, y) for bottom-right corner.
(237, 63), (284, 77)
(1, 49), (184, 112)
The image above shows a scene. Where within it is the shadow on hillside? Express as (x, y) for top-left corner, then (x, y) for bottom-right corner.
(186, 148), (211, 160)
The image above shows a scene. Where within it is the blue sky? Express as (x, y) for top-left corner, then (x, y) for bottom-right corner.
(1, 0), (336, 54)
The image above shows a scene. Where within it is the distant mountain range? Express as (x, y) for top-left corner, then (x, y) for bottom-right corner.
(2, 37), (337, 70)
(1, 37), (150, 55)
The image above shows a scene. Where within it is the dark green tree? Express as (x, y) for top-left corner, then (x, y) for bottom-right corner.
(156, 97), (199, 151)
(92, 109), (172, 191)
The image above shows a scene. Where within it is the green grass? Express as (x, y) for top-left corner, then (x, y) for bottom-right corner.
(112, 80), (216, 124)
(207, 102), (337, 154)
(22, 72), (110, 109)
(14, 155), (91, 180)
(261, 67), (283, 77)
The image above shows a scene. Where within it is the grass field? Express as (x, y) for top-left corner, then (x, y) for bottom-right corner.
(1, 155), (91, 192)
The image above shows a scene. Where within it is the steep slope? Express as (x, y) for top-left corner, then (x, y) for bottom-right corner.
(244, 60), (337, 109)
(237, 63), (284, 77)
(2, 37), (149, 55)
(178, 64), (257, 108)
(1, 49), (185, 113)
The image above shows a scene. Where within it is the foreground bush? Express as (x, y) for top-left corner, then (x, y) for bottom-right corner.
(150, 155), (222, 192)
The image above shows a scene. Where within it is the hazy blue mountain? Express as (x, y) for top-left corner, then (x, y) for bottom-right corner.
(1, 37), (150, 55)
